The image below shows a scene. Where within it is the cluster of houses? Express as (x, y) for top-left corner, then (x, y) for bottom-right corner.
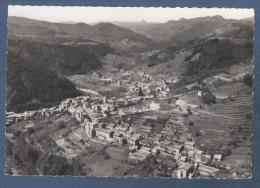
(75, 100), (222, 178)
(129, 81), (171, 99)
(90, 70), (176, 101)
(6, 69), (226, 178)
(138, 70), (152, 81)
(5, 89), (156, 126)
(6, 105), (67, 126)
(130, 114), (222, 178)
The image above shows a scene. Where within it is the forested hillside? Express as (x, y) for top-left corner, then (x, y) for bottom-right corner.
(7, 51), (81, 112)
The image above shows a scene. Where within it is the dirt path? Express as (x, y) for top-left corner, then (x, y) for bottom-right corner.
(195, 109), (243, 120)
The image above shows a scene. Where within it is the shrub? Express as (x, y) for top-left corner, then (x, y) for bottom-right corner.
(201, 93), (216, 105)
(27, 127), (35, 135)
(187, 108), (192, 114)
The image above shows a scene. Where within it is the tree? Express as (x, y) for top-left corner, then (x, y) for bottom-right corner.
(138, 87), (144, 96)
(201, 93), (216, 105)
(195, 130), (202, 137)
(243, 73), (253, 88)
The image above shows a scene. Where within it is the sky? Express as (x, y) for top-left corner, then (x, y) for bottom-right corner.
(8, 6), (254, 24)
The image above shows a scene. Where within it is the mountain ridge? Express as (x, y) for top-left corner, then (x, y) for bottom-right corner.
(8, 16), (156, 52)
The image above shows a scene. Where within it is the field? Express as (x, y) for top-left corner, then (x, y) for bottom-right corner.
(78, 145), (130, 176)
(68, 75), (128, 98)
(183, 81), (252, 177)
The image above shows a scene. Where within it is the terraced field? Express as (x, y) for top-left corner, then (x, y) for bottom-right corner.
(185, 82), (252, 177)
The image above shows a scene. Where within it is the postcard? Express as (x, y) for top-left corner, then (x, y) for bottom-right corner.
(3, 4), (255, 181)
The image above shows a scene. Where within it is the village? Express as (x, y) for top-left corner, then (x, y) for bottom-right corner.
(5, 66), (252, 178)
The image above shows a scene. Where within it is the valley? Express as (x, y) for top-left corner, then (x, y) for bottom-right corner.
(5, 15), (253, 178)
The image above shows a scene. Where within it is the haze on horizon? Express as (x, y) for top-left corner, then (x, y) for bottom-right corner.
(8, 6), (254, 24)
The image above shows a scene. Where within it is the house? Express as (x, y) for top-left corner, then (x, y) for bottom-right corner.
(164, 144), (184, 156)
(139, 146), (152, 154)
(120, 137), (128, 145)
(174, 144), (185, 156)
(187, 150), (195, 158)
(84, 121), (98, 138)
(198, 163), (219, 176)
(185, 83), (198, 90)
(151, 147), (160, 155)
(194, 149), (204, 163)
(177, 163), (194, 178)
(140, 138), (154, 148)
(198, 90), (211, 97)
(149, 101), (160, 110)
(128, 133), (141, 146)
(92, 104), (102, 113)
(75, 111), (88, 123)
(185, 141), (195, 150)
(213, 154), (222, 161)
(201, 154), (212, 164)
(95, 128), (113, 141)
(129, 150), (149, 161)
(180, 155), (187, 162)
(198, 90), (204, 97)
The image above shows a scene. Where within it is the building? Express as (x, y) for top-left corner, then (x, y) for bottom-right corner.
(198, 163), (219, 177)
(95, 128), (113, 141)
(177, 163), (194, 178)
(198, 90), (211, 97)
(201, 154), (212, 164)
(194, 149), (204, 163)
(213, 154), (222, 161)
(151, 147), (160, 155)
(185, 83), (198, 90)
(198, 90), (204, 97)
(83, 120), (98, 138)
(149, 101), (160, 110)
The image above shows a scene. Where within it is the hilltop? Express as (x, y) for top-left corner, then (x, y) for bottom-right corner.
(8, 38), (112, 75)
(6, 16), (254, 112)
(115, 16), (253, 46)
(142, 37), (252, 77)
(8, 16), (156, 52)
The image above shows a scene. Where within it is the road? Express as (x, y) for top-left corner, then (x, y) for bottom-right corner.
(77, 87), (101, 96)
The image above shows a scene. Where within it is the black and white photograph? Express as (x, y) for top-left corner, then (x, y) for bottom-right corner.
(5, 6), (254, 178)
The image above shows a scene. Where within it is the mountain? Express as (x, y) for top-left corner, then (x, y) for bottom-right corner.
(7, 38), (114, 75)
(6, 37), (114, 112)
(6, 16), (254, 112)
(120, 16), (254, 76)
(143, 37), (253, 77)
(7, 33), (117, 112)
(85, 22), (156, 52)
(116, 16), (253, 46)
(7, 50), (81, 113)
(8, 16), (156, 52)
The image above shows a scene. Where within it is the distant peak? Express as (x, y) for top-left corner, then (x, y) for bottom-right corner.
(76, 22), (89, 26)
(211, 15), (224, 19)
(94, 22), (120, 29)
(61, 21), (77, 24)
